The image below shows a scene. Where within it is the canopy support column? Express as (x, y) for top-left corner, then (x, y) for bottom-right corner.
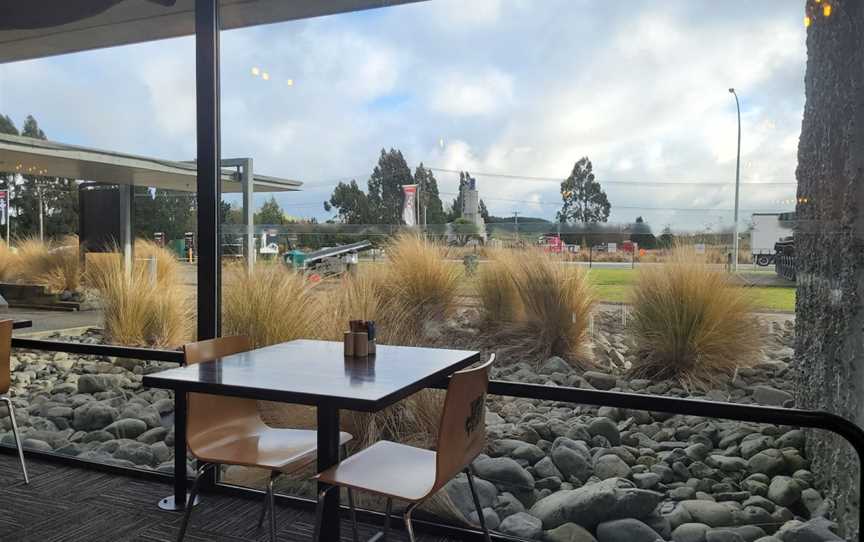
(222, 157), (254, 272)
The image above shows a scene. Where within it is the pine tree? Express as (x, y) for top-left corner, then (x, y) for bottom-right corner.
(414, 163), (446, 225)
(256, 196), (288, 225)
(367, 148), (413, 224)
(447, 171), (475, 221)
(324, 180), (371, 224)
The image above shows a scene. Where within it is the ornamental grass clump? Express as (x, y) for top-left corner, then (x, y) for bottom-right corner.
(18, 236), (81, 292)
(87, 248), (192, 348)
(509, 250), (595, 361)
(380, 234), (462, 344)
(222, 262), (318, 348)
(629, 249), (761, 388)
(476, 249), (520, 324)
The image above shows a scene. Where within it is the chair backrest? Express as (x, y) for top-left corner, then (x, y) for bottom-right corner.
(432, 354), (494, 491)
(0, 320), (12, 395)
(183, 336), (256, 454)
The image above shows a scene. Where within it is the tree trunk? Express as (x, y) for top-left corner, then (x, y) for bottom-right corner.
(795, 1), (864, 537)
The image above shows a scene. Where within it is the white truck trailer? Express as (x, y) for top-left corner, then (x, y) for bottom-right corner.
(751, 213), (794, 266)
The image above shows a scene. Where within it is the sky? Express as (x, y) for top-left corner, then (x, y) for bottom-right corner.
(0, 0), (807, 232)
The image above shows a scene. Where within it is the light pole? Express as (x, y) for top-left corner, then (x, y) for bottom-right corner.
(729, 88), (741, 272)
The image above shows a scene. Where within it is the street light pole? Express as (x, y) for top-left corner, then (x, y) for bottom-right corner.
(729, 88), (742, 273)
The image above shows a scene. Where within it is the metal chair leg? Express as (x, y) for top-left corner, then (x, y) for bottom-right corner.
(403, 502), (420, 542)
(383, 498), (392, 541)
(2, 397), (28, 485)
(258, 471), (280, 529)
(267, 473), (277, 542)
(465, 469), (492, 542)
(177, 463), (212, 542)
(312, 486), (333, 542)
(347, 488), (359, 542)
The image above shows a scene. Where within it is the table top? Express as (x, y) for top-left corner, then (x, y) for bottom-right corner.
(142, 339), (480, 411)
(12, 320), (32, 330)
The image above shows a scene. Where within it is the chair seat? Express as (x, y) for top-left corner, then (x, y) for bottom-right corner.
(316, 440), (437, 502)
(192, 423), (353, 472)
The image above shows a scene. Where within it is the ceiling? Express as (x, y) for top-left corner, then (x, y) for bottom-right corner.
(0, 0), (424, 63)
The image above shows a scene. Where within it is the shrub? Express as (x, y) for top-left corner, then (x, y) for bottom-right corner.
(88, 249), (192, 348)
(17, 236), (81, 292)
(629, 249), (761, 387)
(222, 262), (318, 348)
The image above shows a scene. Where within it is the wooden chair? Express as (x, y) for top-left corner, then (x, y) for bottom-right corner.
(177, 336), (353, 542)
(313, 354), (495, 542)
(0, 319), (27, 485)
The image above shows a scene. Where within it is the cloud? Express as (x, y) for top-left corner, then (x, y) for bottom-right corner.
(0, 0), (806, 231)
(429, 68), (514, 117)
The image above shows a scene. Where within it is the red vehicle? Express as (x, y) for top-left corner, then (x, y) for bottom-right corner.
(538, 234), (565, 253)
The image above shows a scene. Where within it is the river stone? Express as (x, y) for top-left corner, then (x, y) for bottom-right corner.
(498, 512), (542, 539)
(583, 371), (618, 390)
(534, 456), (563, 479)
(552, 444), (592, 482)
(136, 426), (168, 445)
(445, 474), (497, 513)
(705, 530), (746, 542)
(597, 518), (662, 542)
(748, 449), (787, 477)
(119, 403), (161, 429)
(673, 523), (711, 542)
(775, 430), (804, 450)
(493, 492), (524, 519)
(767, 477), (801, 507)
(528, 478), (662, 530)
(467, 507), (500, 531)
(751, 386), (793, 407)
(511, 443), (545, 464)
(113, 441), (156, 466)
(72, 401), (119, 431)
(77, 374), (124, 394)
(594, 455), (630, 480)
(545, 523), (598, 542)
(588, 417), (621, 446)
(104, 418), (148, 439)
(775, 518), (842, 541)
(679, 501), (735, 527)
(540, 356), (572, 375)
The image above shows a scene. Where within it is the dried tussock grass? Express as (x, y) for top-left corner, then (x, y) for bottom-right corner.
(380, 234), (462, 343)
(0, 241), (17, 282)
(476, 249), (520, 324)
(222, 262), (318, 348)
(134, 239), (181, 285)
(88, 248), (192, 348)
(477, 249), (595, 364)
(629, 248), (761, 388)
(17, 236), (80, 292)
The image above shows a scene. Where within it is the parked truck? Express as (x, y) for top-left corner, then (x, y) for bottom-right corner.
(750, 213), (794, 266)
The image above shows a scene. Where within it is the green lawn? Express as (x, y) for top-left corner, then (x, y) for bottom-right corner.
(587, 268), (795, 312)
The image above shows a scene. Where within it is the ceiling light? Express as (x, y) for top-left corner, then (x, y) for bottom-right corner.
(251, 67), (260, 76)
(286, 79), (294, 87)
(262, 72), (270, 81)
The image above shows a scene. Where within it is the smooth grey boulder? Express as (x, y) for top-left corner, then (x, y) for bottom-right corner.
(528, 478), (661, 530)
(498, 512), (542, 539)
(473, 457), (535, 489)
(596, 518), (663, 542)
(544, 523), (598, 542)
(72, 401), (119, 431)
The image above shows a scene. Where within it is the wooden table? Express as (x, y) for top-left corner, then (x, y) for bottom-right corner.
(143, 339), (480, 540)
